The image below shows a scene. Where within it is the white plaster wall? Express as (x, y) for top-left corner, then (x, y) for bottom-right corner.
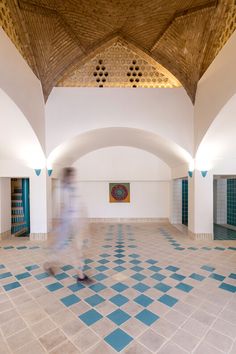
(0, 29), (45, 149)
(214, 179), (227, 224)
(194, 30), (236, 153)
(72, 147), (170, 218)
(171, 179), (182, 224)
(46, 87), (193, 155)
(74, 147), (171, 181)
(0, 178), (11, 233)
(78, 181), (169, 218)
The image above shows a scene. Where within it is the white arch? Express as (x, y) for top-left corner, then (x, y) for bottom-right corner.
(194, 30), (236, 153)
(0, 28), (45, 150)
(196, 93), (236, 170)
(47, 127), (192, 169)
(0, 88), (45, 168)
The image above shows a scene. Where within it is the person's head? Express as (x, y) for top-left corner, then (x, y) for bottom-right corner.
(61, 167), (76, 185)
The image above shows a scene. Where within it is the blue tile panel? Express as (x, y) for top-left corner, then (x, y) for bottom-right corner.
(107, 309), (131, 325)
(227, 179), (236, 226)
(182, 179), (188, 226)
(158, 294), (178, 307)
(105, 329), (133, 352)
(79, 309), (103, 326)
(135, 309), (159, 326)
(109, 294), (129, 307)
(4, 281), (21, 291)
(85, 294), (105, 306)
(61, 294), (80, 307)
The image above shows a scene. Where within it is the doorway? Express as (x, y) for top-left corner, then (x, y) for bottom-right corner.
(11, 178), (30, 237)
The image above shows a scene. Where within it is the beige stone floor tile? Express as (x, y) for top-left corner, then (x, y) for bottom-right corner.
(152, 317), (178, 338)
(91, 317), (116, 337)
(50, 340), (81, 354)
(15, 340), (46, 354)
(7, 328), (35, 351)
(61, 318), (84, 337)
(191, 309), (216, 326)
(138, 328), (166, 352)
(124, 341), (152, 354)
(85, 340), (116, 354)
(0, 308), (19, 324)
(39, 328), (67, 351)
(193, 340), (224, 354)
(164, 309), (188, 327)
(73, 327), (100, 352)
(22, 308), (48, 325)
(31, 317), (56, 338)
(1, 316), (27, 338)
(171, 328), (200, 352)
(0, 340), (11, 354)
(204, 329), (233, 353)
(158, 341), (188, 354)
(212, 318), (236, 339)
(120, 317), (147, 338)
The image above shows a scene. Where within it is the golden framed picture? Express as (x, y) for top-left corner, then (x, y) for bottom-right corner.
(109, 183), (130, 203)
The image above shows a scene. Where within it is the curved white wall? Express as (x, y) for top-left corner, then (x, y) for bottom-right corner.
(194, 30), (236, 153)
(0, 29), (45, 149)
(46, 87), (193, 155)
(71, 147), (170, 219)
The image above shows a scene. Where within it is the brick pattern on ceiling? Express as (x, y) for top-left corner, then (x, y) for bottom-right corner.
(57, 40), (181, 89)
(1, 0), (236, 101)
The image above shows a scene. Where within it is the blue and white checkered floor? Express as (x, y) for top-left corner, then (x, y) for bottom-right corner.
(0, 223), (236, 353)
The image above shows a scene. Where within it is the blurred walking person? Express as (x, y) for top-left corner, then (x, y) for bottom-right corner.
(44, 167), (90, 281)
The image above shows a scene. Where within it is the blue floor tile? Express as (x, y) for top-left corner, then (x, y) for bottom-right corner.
(129, 254), (140, 258)
(98, 259), (110, 264)
(229, 273), (236, 280)
(93, 273), (108, 281)
(131, 266), (144, 272)
(79, 309), (103, 326)
(95, 266), (109, 272)
(25, 264), (39, 271)
(151, 273), (166, 281)
(158, 294), (178, 307)
(154, 282), (171, 293)
(55, 273), (70, 280)
(0, 264), (5, 269)
(85, 294), (105, 306)
(15, 272), (31, 280)
(148, 266), (162, 272)
(0, 272), (12, 279)
(111, 282), (129, 292)
(89, 282), (106, 292)
(113, 266), (126, 272)
(46, 282), (63, 292)
(146, 259), (158, 264)
(114, 259), (126, 265)
(134, 294), (153, 307)
(99, 253), (110, 258)
(4, 281), (21, 291)
(61, 265), (74, 271)
(132, 283), (150, 293)
(131, 273), (146, 281)
(189, 273), (205, 281)
(109, 294), (129, 307)
(68, 282), (85, 292)
(175, 282), (193, 293)
(105, 328), (133, 352)
(130, 259), (141, 265)
(166, 266), (180, 272)
(209, 273), (225, 282)
(61, 294), (80, 307)
(35, 272), (50, 280)
(219, 283), (236, 293)
(201, 265), (215, 272)
(170, 273), (186, 281)
(107, 309), (131, 325)
(135, 309), (159, 326)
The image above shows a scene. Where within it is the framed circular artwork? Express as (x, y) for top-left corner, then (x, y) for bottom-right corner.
(109, 183), (130, 203)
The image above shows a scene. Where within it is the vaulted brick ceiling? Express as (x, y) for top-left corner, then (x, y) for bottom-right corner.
(4, 0), (236, 102)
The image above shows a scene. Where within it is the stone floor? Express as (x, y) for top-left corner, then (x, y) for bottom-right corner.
(0, 223), (236, 354)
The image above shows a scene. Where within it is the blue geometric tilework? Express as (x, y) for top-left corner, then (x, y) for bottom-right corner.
(1, 223), (236, 353)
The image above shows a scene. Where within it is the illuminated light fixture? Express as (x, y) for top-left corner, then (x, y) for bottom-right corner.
(188, 171), (193, 178)
(201, 170), (208, 177)
(47, 169), (53, 177)
(34, 169), (41, 176)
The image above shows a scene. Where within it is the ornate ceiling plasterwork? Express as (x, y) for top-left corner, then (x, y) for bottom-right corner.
(1, 0), (236, 102)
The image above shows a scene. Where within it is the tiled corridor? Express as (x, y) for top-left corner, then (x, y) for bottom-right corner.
(0, 223), (236, 353)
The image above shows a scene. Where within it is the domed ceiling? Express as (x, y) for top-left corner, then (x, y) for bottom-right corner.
(1, 0), (235, 101)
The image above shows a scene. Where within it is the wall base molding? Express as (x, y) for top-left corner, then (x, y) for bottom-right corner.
(188, 231), (214, 241)
(89, 218), (169, 223)
(0, 230), (11, 240)
(30, 233), (48, 241)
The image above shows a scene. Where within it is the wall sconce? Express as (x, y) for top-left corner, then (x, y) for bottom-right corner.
(188, 171), (193, 178)
(47, 169), (53, 177)
(201, 170), (208, 177)
(34, 169), (41, 176)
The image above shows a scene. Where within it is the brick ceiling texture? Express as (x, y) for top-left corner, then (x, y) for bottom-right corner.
(2, 0), (236, 102)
